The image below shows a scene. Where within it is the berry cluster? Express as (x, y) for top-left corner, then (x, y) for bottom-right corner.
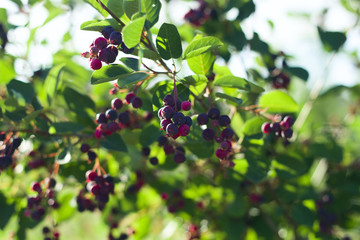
(161, 190), (185, 213)
(197, 108), (235, 166)
(42, 226), (60, 240)
(77, 171), (114, 211)
(94, 93), (143, 139)
(158, 94), (192, 139)
(24, 178), (59, 221)
(81, 26), (134, 70)
(157, 136), (187, 164)
(261, 115), (294, 139)
(184, 0), (217, 26)
(0, 134), (22, 172)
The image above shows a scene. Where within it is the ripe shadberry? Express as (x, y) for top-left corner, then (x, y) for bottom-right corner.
(86, 170), (97, 181)
(281, 128), (293, 139)
(157, 136), (168, 146)
(161, 106), (175, 120)
(31, 182), (42, 193)
(197, 113), (209, 125)
(118, 112), (130, 124)
(125, 92), (135, 104)
(96, 113), (107, 124)
(221, 128), (234, 139)
(80, 143), (90, 153)
(87, 151), (97, 161)
(107, 122), (119, 132)
(163, 144), (174, 155)
(149, 157), (158, 165)
(218, 115), (231, 126)
(90, 58), (102, 70)
(102, 26), (114, 39)
(261, 122), (271, 134)
(172, 112), (186, 125)
(208, 107), (220, 119)
(94, 37), (108, 49)
(215, 148), (228, 159)
(105, 109), (118, 121)
(90, 46), (99, 56)
(181, 101), (191, 111)
(270, 122), (281, 132)
(166, 123), (179, 136)
(280, 121), (290, 130)
(98, 47), (116, 64)
(173, 151), (186, 163)
(131, 97), (143, 109)
(111, 98), (123, 110)
(160, 119), (172, 130)
(109, 31), (122, 45)
(120, 42), (134, 54)
(184, 116), (193, 126)
(220, 141), (231, 151)
(141, 147), (150, 157)
(202, 128), (215, 141)
(283, 116), (295, 127)
(163, 94), (175, 107)
(178, 124), (190, 136)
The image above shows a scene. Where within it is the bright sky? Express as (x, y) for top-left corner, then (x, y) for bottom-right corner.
(1, 0), (359, 90)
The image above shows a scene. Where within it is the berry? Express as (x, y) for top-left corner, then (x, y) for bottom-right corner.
(105, 109), (118, 121)
(261, 122), (271, 134)
(172, 112), (186, 125)
(111, 98), (123, 110)
(149, 157), (158, 165)
(131, 97), (142, 109)
(161, 193), (168, 200)
(81, 51), (90, 58)
(118, 112), (130, 124)
(102, 26), (114, 39)
(166, 123), (179, 136)
(90, 46), (99, 56)
(161, 106), (175, 120)
(178, 124), (190, 136)
(157, 136), (168, 146)
(13, 138), (22, 149)
(202, 128), (215, 141)
(104, 175), (114, 183)
(173, 151), (185, 163)
(283, 116), (295, 127)
(94, 37), (108, 49)
(125, 92), (135, 104)
(197, 113), (209, 125)
(181, 101), (191, 111)
(163, 144), (174, 155)
(109, 31), (122, 45)
(141, 147), (150, 156)
(48, 178), (56, 188)
(270, 122), (281, 132)
(90, 58), (102, 70)
(96, 112), (107, 124)
(208, 107), (220, 119)
(99, 47), (116, 64)
(163, 94), (175, 107)
(280, 121), (290, 130)
(160, 119), (172, 130)
(176, 99), (182, 111)
(184, 116), (193, 126)
(108, 45), (118, 57)
(281, 128), (293, 139)
(31, 182), (42, 193)
(215, 148), (228, 159)
(120, 42), (134, 54)
(80, 143), (90, 153)
(42, 227), (50, 234)
(87, 150), (97, 161)
(86, 171), (97, 181)
(221, 128), (234, 139)
(210, 119), (218, 127)
(220, 141), (231, 151)
(218, 115), (231, 126)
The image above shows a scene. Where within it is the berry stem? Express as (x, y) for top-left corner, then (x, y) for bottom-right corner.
(96, 0), (125, 27)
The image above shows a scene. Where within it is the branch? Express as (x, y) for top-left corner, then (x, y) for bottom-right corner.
(96, 0), (125, 27)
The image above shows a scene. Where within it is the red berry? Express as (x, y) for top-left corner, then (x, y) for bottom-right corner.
(261, 122), (271, 134)
(94, 37), (108, 49)
(111, 98), (123, 110)
(215, 148), (228, 159)
(181, 101), (191, 111)
(90, 58), (102, 70)
(86, 170), (97, 181)
(31, 182), (42, 193)
(125, 92), (135, 104)
(178, 124), (190, 136)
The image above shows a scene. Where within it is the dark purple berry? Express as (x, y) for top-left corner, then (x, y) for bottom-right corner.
(157, 136), (168, 146)
(31, 182), (42, 193)
(105, 109), (118, 121)
(283, 116), (295, 127)
(90, 46), (99, 56)
(202, 128), (215, 141)
(280, 121), (290, 130)
(42, 227), (50, 234)
(270, 122), (281, 132)
(197, 113), (209, 125)
(149, 157), (158, 165)
(166, 123), (179, 136)
(161, 106), (175, 120)
(104, 174), (114, 183)
(281, 128), (293, 139)
(99, 48), (116, 64)
(102, 26), (115, 39)
(176, 99), (182, 111)
(208, 107), (220, 119)
(160, 119), (172, 130)
(172, 112), (186, 125)
(141, 147), (150, 156)
(80, 143), (90, 153)
(108, 45), (119, 57)
(94, 37), (108, 49)
(163, 94), (175, 107)
(109, 31), (122, 45)
(163, 144), (174, 155)
(181, 101), (191, 111)
(261, 122), (271, 134)
(179, 124), (190, 136)
(118, 112), (130, 124)
(120, 42), (134, 54)
(111, 98), (123, 110)
(184, 116), (192, 126)
(220, 141), (231, 151)
(96, 112), (107, 124)
(221, 128), (234, 139)
(131, 97), (142, 109)
(90, 58), (102, 70)
(49, 178), (56, 188)
(87, 150), (97, 161)
(107, 122), (119, 132)
(215, 148), (228, 159)
(86, 170), (97, 181)
(173, 152), (185, 163)
(218, 115), (231, 126)
(125, 92), (135, 104)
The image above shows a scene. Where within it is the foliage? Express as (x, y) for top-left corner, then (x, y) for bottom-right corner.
(0, 0), (359, 240)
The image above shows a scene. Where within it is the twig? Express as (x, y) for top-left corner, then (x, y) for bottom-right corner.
(96, 0), (125, 27)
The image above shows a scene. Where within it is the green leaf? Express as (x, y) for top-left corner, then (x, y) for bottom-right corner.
(215, 92), (243, 105)
(85, 0), (109, 17)
(107, 0), (124, 18)
(120, 57), (139, 71)
(7, 79), (35, 103)
(152, 83), (190, 109)
(123, 0), (139, 19)
(226, 195), (248, 217)
(317, 27), (346, 52)
(131, 48), (161, 60)
(259, 90), (298, 113)
(141, 0), (161, 29)
(187, 51), (215, 75)
(44, 63), (65, 105)
(156, 23), (182, 60)
(91, 64), (132, 84)
(180, 74), (208, 86)
(284, 66), (309, 81)
(117, 72), (150, 88)
(213, 75), (264, 93)
(184, 36), (223, 59)
(139, 124), (161, 146)
(80, 19), (122, 32)
(50, 122), (85, 134)
(0, 192), (15, 230)
(0, 57), (16, 84)
(56, 148), (72, 165)
(242, 117), (266, 136)
(237, 0), (255, 21)
(290, 204), (316, 227)
(100, 133), (127, 152)
(122, 16), (145, 48)
(185, 124), (214, 158)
